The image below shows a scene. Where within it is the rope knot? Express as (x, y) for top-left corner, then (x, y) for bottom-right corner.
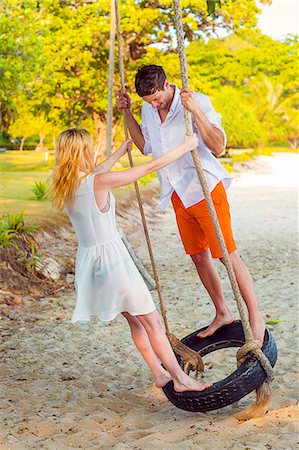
(167, 332), (204, 378)
(237, 340), (274, 382)
(237, 340), (261, 366)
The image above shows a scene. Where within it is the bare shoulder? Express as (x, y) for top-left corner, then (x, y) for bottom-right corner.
(94, 171), (110, 190)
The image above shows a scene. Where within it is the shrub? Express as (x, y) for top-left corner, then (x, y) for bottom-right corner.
(32, 180), (47, 200)
(0, 212), (41, 271)
(0, 211), (38, 248)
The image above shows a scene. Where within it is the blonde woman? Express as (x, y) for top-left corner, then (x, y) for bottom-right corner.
(52, 128), (211, 393)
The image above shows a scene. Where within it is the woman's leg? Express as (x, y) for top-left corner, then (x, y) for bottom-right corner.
(137, 310), (211, 392)
(122, 312), (171, 387)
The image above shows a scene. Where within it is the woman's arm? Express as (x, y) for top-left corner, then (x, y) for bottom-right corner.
(95, 140), (132, 173)
(180, 88), (225, 155)
(94, 134), (198, 191)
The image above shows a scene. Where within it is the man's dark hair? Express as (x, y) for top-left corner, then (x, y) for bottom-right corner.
(135, 65), (167, 97)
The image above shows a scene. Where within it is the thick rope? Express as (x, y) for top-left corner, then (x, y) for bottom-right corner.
(173, 0), (273, 419)
(114, 0), (204, 376)
(106, 0), (116, 157)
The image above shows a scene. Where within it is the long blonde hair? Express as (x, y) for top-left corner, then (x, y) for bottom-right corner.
(52, 128), (95, 210)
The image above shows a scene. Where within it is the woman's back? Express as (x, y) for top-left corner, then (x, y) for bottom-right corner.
(65, 172), (155, 323)
(65, 173), (119, 248)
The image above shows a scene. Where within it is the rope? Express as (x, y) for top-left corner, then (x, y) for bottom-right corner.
(173, 0), (273, 420)
(106, 0), (116, 157)
(114, 0), (204, 376)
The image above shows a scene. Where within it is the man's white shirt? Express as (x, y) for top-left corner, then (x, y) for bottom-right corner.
(140, 85), (233, 210)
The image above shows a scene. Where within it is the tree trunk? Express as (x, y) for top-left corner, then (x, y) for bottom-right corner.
(19, 136), (25, 151)
(91, 110), (106, 159)
(35, 134), (47, 152)
(288, 137), (298, 150)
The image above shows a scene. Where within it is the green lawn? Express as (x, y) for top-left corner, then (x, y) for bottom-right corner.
(0, 149), (154, 226)
(1, 147), (295, 226)
(0, 150), (54, 224)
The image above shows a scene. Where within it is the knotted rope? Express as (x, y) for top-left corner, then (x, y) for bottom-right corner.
(173, 0), (273, 420)
(114, 0), (204, 377)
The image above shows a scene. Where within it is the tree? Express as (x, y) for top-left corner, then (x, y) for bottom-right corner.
(8, 111), (37, 151)
(0, 0), (40, 131)
(248, 75), (299, 146)
(212, 86), (266, 148)
(1, 0), (295, 150)
(183, 32), (298, 146)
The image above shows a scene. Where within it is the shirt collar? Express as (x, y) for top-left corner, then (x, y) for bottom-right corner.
(169, 85), (180, 114)
(150, 84), (180, 122)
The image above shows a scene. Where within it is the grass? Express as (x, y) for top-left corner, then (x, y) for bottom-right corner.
(1, 147), (295, 225)
(0, 150), (59, 225)
(0, 149), (156, 225)
(0, 150), (55, 172)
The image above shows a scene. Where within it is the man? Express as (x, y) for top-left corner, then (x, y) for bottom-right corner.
(116, 64), (265, 343)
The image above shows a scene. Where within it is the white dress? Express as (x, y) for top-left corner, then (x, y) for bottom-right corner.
(65, 173), (156, 322)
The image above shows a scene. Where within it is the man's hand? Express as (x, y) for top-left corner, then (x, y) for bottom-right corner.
(116, 92), (132, 111)
(119, 139), (132, 156)
(180, 87), (199, 114)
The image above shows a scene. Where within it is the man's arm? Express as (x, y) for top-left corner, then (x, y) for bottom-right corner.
(116, 93), (145, 153)
(180, 88), (225, 156)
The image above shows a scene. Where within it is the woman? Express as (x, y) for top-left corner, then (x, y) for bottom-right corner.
(52, 128), (211, 392)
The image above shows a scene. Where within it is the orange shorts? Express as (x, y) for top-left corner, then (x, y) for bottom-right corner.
(171, 182), (236, 258)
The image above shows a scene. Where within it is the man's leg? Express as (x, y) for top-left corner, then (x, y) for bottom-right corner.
(171, 186), (265, 342)
(220, 251), (266, 343)
(191, 249), (234, 338)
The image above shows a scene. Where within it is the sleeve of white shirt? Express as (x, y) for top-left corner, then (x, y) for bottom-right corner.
(140, 105), (152, 156)
(195, 93), (227, 149)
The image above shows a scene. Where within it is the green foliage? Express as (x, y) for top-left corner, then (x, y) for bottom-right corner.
(185, 32), (298, 148)
(0, 0), (41, 129)
(0, 0), (297, 152)
(212, 86), (266, 148)
(207, 0), (222, 15)
(0, 211), (41, 271)
(0, 211), (38, 249)
(32, 180), (48, 201)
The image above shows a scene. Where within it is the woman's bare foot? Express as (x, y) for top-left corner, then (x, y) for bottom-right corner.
(173, 375), (212, 393)
(250, 313), (266, 344)
(197, 312), (234, 338)
(154, 371), (172, 388)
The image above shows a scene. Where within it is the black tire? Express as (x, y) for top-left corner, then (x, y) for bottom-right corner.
(162, 320), (277, 412)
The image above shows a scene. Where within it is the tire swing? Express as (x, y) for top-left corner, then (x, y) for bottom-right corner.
(162, 321), (277, 413)
(114, 0), (277, 420)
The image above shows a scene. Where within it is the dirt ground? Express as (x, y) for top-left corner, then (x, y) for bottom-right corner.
(0, 153), (298, 449)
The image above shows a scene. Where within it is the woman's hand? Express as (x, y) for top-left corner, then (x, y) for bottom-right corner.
(183, 133), (198, 152)
(119, 139), (132, 156)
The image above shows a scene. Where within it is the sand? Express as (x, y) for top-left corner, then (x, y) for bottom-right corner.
(0, 153), (298, 449)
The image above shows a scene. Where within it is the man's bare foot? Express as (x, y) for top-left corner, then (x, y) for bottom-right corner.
(250, 314), (266, 344)
(197, 312), (234, 338)
(173, 376), (212, 393)
(154, 371), (172, 388)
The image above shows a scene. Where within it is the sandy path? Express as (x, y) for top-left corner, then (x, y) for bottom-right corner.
(0, 153), (298, 449)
